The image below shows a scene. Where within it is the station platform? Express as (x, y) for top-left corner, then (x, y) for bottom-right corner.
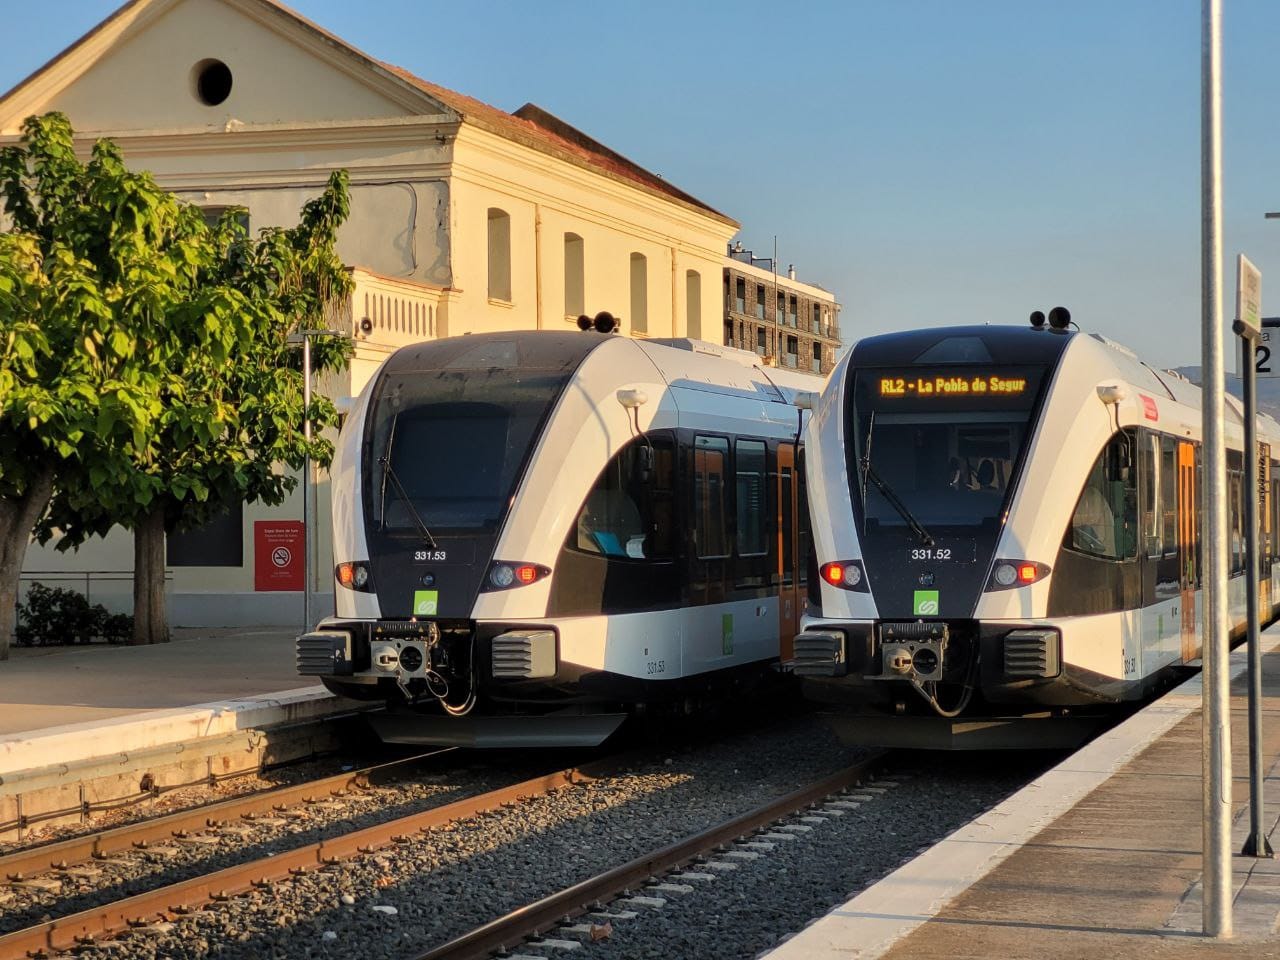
(768, 630), (1280, 960)
(0, 629), (367, 837)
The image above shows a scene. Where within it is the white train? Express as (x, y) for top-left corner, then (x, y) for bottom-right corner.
(793, 315), (1280, 748)
(298, 329), (819, 747)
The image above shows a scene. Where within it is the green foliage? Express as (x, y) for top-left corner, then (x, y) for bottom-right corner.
(14, 582), (132, 646)
(0, 113), (354, 551)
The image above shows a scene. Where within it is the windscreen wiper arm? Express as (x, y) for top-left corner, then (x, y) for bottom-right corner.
(379, 457), (439, 549)
(861, 458), (935, 547)
(378, 413), (438, 549)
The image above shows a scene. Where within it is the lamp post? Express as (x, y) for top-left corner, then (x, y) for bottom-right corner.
(288, 328), (343, 634)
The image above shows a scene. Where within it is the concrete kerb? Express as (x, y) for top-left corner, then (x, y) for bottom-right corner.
(764, 629), (1280, 960)
(0, 687), (372, 840)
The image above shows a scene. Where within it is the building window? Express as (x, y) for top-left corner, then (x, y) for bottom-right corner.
(813, 303), (822, 331)
(788, 296), (797, 327)
(201, 206), (249, 235)
(487, 208), (511, 302)
(564, 233), (584, 318)
(686, 270), (702, 339)
(166, 502), (243, 567)
(756, 327), (766, 355)
(776, 292), (785, 325)
(785, 335), (798, 367)
(755, 284), (765, 319)
(734, 277), (746, 314)
(630, 253), (648, 334)
(812, 341), (822, 373)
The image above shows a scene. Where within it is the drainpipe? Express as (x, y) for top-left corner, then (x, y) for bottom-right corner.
(534, 205), (543, 330)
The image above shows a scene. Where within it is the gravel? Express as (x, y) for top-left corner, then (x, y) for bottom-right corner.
(51, 713), (1056, 960)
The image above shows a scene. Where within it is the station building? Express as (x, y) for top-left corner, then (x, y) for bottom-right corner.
(722, 242), (841, 376)
(0, 0), (743, 626)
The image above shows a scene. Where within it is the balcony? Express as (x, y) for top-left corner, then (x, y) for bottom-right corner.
(328, 268), (451, 354)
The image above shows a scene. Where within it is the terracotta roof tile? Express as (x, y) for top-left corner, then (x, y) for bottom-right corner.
(380, 63), (735, 226)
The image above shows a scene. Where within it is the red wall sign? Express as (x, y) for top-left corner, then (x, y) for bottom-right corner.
(254, 521), (304, 592)
(1140, 394), (1159, 421)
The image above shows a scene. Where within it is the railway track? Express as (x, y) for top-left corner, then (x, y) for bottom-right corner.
(0, 748), (455, 885)
(0, 754), (622, 957)
(413, 751), (888, 960)
(0, 745), (890, 959)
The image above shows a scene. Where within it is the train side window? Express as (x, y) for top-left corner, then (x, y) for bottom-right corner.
(572, 436), (674, 560)
(694, 435), (731, 559)
(1272, 473), (1280, 561)
(1161, 436), (1177, 557)
(735, 440), (768, 556)
(1141, 432), (1161, 559)
(1067, 431), (1138, 560)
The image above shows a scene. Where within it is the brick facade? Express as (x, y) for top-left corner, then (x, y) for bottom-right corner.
(721, 247), (841, 376)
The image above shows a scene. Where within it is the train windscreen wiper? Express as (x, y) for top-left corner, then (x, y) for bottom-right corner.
(379, 415), (439, 549)
(860, 457), (936, 547)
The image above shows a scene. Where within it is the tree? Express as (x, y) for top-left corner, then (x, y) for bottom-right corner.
(36, 166), (353, 646)
(3, 113), (353, 653)
(0, 113), (200, 659)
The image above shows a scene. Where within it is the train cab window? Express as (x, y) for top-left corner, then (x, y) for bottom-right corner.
(1067, 431), (1138, 561)
(735, 441), (768, 556)
(694, 435), (731, 558)
(573, 437), (674, 560)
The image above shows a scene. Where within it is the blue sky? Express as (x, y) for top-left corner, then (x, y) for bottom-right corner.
(4, 1), (1280, 369)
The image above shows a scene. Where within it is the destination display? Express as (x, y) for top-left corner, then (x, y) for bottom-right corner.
(878, 372), (1030, 398)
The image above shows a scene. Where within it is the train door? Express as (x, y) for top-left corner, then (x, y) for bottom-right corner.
(777, 443), (801, 657)
(1178, 441), (1199, 661)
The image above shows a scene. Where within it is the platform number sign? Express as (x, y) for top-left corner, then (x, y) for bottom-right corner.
(1255, 329), (1276, 379)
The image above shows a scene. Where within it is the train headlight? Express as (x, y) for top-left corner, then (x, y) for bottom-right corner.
(987, 559), (1050, 591)
(820, 560), (869, 592)
(483, 561), (552, 592)
(335, 561), (374, 592)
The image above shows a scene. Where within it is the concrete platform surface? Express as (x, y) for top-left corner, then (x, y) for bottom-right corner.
(0, 628), (313, 737)
(768, 630), (1280, 960)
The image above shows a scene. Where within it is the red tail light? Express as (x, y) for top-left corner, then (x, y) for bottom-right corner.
(484, 561), (552, 591)
(987, 559), (1050, 591)
(820, 560), (868, 591)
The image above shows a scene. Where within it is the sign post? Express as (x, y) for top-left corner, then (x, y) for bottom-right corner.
(1235, 290), (1278, 858)
(1200, 0), (1232, 937)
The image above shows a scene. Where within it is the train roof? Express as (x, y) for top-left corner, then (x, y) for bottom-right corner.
(849, 325), (1075, 367)
(377, 331), (822, 405)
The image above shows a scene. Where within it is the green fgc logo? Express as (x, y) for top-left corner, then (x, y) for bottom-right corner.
(413, 590), (438, 616)
(913, 590), (939, 616)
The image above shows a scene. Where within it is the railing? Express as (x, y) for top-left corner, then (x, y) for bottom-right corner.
(19, 571), (172, 607)
(811, 358), (822, 373)
(783, 354), (798, 369)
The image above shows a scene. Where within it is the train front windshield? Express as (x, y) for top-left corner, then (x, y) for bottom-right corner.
(849, 368), (1045, 533)
(366, 366), (574, 534)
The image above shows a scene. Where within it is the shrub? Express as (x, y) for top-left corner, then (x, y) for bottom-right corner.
(14, 582), (134, 646)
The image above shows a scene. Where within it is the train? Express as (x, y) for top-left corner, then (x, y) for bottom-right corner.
(791, 313), (1280, 748)
(297, 327), (819, 747)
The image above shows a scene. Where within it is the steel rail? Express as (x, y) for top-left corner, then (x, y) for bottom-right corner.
(0, 756), (621, 956)
(413, 751), (889, 960)
(0, 749), (455, 884)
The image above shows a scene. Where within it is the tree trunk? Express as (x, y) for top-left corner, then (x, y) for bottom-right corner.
(0, 467), (57, 661)
(132, 505), (170, 644)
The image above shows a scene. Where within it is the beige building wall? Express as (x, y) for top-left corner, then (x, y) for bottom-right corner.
(3, 0), (738, 628)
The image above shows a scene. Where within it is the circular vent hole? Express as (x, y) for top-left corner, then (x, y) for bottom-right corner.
(193, 59), (233, 106)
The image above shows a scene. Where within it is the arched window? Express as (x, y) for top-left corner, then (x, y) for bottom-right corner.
(564, 233), (584, 318)
(487, 208), (511, 302)
(686, 270), (702, 339)
(629, 252), (648, 334)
